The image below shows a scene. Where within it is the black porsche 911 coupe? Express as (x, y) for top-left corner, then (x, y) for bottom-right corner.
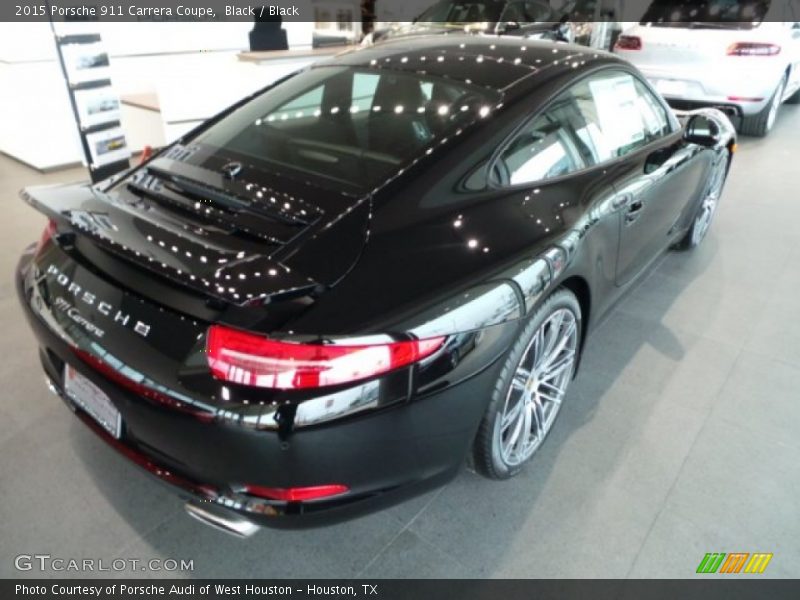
(15, 36), (735, 536)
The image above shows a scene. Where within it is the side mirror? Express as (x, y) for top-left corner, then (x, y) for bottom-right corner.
(684, 114), (720, 148)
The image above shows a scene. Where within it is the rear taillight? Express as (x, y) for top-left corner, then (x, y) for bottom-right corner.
(615, 35), (642, 51)
(243, 484), (349, 502)
(727, 42), (781, 56)
(35, 219), (56, 254)
(206, 325), (446, 390)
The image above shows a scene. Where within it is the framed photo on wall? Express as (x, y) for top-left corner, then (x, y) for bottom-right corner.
(73, 86), (121, 129)
(60, 41), (111, 84)
(85, 126), (130, 167)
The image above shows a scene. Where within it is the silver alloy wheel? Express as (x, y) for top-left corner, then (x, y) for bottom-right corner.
(496, 307), (578, 467)
(691, 154), (727, 246)
(766, 79), (785, 132)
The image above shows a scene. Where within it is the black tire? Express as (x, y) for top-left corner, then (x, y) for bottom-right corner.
(739, 76), (786, 137)
(675, 151), (730, 251)
(472, 288), (581, 480)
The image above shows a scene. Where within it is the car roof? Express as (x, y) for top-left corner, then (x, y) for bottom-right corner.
(321, 35), (621, 96)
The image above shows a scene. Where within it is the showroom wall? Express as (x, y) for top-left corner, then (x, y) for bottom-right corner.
(0, 21), (317, 170)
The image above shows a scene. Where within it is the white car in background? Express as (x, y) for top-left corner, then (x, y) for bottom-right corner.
(613, 0), (800, 136)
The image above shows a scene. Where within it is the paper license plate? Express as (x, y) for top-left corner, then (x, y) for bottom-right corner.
(64, 364), (122, 439)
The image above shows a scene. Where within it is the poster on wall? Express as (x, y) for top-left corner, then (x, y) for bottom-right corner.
(85, 127), (130, 168)
(59, 41), (112, 84)
(73, 87), (121, 128)
(53, 32), (130, 182)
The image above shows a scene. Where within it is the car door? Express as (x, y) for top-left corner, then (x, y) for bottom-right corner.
(487, 80), (624, 308)
(561, 69), (708, 286)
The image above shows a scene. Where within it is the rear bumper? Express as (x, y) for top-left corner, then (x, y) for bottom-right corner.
(622, 61), (785, 116)
(15, 249), (501, 528)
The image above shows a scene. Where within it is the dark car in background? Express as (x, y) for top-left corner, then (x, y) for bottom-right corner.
(362, 0), (578, 46)
(16, 36), (735, 536)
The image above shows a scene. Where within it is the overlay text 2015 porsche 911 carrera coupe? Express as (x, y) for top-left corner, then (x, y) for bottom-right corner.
(15, 36), (735, 536)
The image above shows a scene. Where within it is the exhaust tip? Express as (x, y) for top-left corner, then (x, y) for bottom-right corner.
(185, 500), (260, 538)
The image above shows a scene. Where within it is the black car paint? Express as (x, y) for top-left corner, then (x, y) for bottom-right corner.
(15, 37), (735, 528)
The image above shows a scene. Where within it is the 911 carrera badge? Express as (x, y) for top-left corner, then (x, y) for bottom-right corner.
(34, 263), (152, 339)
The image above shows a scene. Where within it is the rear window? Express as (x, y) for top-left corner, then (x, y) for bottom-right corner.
(192, 66), (497, 191)
(641, 0), (770, 28)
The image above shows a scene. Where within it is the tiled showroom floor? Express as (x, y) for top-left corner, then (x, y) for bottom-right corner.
(1, 104), (799, 579)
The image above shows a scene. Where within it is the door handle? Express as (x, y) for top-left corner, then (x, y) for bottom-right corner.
(625, 200), (645, 224)
(628, 200), (644, 213)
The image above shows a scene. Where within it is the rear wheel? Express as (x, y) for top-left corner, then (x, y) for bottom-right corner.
(675, 151), (730, 250)
(473, 289), (581, 480)
(739, 76), (786, 137)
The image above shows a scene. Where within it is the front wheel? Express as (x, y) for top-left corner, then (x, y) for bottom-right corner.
(473, 289), (581, 480)
(675, 151), (730, 251)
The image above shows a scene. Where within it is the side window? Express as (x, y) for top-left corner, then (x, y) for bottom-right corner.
(492, 99), (587, 186)
(569, 70), (671, 161)
(491, 69), (674, 187)
(632, 79), (671, 139)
